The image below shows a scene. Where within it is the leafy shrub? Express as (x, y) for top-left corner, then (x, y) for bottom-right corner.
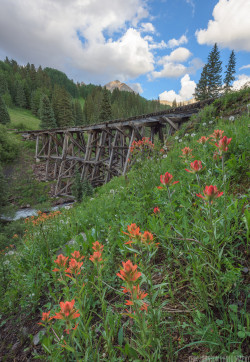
(0, 125), (19, 163)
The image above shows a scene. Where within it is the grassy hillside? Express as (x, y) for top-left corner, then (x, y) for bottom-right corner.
(0, 89), (249, 361)
(8, 107), (40, 130)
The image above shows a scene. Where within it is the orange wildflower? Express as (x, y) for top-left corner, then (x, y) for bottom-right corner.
(65, 258), (83, 277)
(52, 254), (68, 272)
(210, 129), (224, 141)
(71, 250), (84, 261)
(38, 311), (53, 325)
(117, 260), (141, 283)
(89, 251), (103, 264)
(54, 300), (80, 321)
(92, 241), (104, 252)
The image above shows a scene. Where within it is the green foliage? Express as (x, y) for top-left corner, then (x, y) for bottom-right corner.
(72, 173), (94, 202)
(82, 179), (94, 197)
(0, 125), (19, 162)
(0, 95), (10, 124)
(74, 99), (84, 125)
(99, 88), (112, 121)
(44, 67), (79, 97)
(0, 164), (8, 207)
(72, 171), (83, 202)
(194, 64), (209, 101)
(195, 43), (224, 100)
(39, 94), (57, 129)
(224, 50), (236, 93)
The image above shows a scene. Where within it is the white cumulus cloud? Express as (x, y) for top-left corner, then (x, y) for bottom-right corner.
(0, 0), (156, 83)
(196, 0), (250, 51)
(166, 35), (188, 48)
(127, 82), (143, 94)
(159, 74), (196, 102)
(140, 22), (155, 33)
(151, 47), (194, 79)
(232, 74), (250, 90)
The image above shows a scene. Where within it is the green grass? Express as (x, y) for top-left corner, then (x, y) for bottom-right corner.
(8, 107), (40, 130)
(0, 90), (249, 361)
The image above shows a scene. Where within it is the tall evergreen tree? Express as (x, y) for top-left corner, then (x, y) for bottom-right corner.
(0, 95), (11, 124)
(194, 64), (209, 101)
(39, 94), (57, 129)
(74, 100), (84, 125)
(172, 99), (177, 107)
(224, 50), (236, 93)
(15, 81), (27, 108)
(99, 88), (112, 121)
(57, 88), (74, 127)
(206, 43), (222, 98)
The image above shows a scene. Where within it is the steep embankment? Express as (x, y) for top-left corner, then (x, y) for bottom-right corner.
(0, 89), (249, 361)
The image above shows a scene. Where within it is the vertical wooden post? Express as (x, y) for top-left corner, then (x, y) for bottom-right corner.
(123, 128), (135, 175)
(81, 132), (93, 181)
(105, 130), (118, 183)
(55, 133), (69, 195)
(35, 135), (39, 159)
(45, 135), (52, 180)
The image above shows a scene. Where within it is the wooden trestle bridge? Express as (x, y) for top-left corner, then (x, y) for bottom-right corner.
(23, 99), (213, 196)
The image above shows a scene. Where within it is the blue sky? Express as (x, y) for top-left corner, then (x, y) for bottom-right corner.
(0, 0), (249, 101)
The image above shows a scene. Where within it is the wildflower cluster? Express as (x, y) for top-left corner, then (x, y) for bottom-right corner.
(180, 147), (194, 162)
(53, 250), (84, 280)
(25, 210), (61, 226)
(117, 260), (148, 314)
(122, 223), (159, 248)
(0, 244), (15, 256)
(130, 137), (154, 154)
(89, 241), (104, 265)
(39, 299), (80, 335)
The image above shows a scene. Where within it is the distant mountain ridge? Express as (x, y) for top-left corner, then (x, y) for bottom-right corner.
(104, 80), (134, 93)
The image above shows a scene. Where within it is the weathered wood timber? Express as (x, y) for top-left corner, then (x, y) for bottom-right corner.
(22, 99), (213, 196)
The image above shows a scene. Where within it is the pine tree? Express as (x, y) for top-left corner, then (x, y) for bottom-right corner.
(39, 94), (57, 129)
(224, 50), (236, 93)
(74, 100), (84, 125)
(194, 64), (209, 101)
(0, 95), (11, 124)
(172, 99), (177, 107)
(99, 88), (112, 121)
(72, 171), (83, 202)
(206, 43), (222, 98)
(15, 81), (27, 108)
(57, 88), (74, 127)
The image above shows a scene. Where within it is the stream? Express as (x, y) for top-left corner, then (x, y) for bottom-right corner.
(1, 202), (75, 222)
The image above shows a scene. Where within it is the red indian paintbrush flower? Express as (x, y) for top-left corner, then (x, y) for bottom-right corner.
(123, 285), (149, 312)
(89, 251), (103, 264)
(210, 129), (224, 141)
(215, 136), (232, 153)
(158, 172), (179, 188)
(153, 206), (160, 214)
(117, 260), (141, 283)
(141, 231), (154, 244)
(185, 160), (203, 174)
(180, 147), (193, 160)
(53, 254), (69, 272)
(122, 223), (141, 238)
(196, 185), (223, 203)
(198, 136), (209, 144)
(54, 299), (80, 321)
(65, 258), (83, 277)
(92, 241), (104, 252)
(38, 311), (53, 325)
(71, 250), (84, 261)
